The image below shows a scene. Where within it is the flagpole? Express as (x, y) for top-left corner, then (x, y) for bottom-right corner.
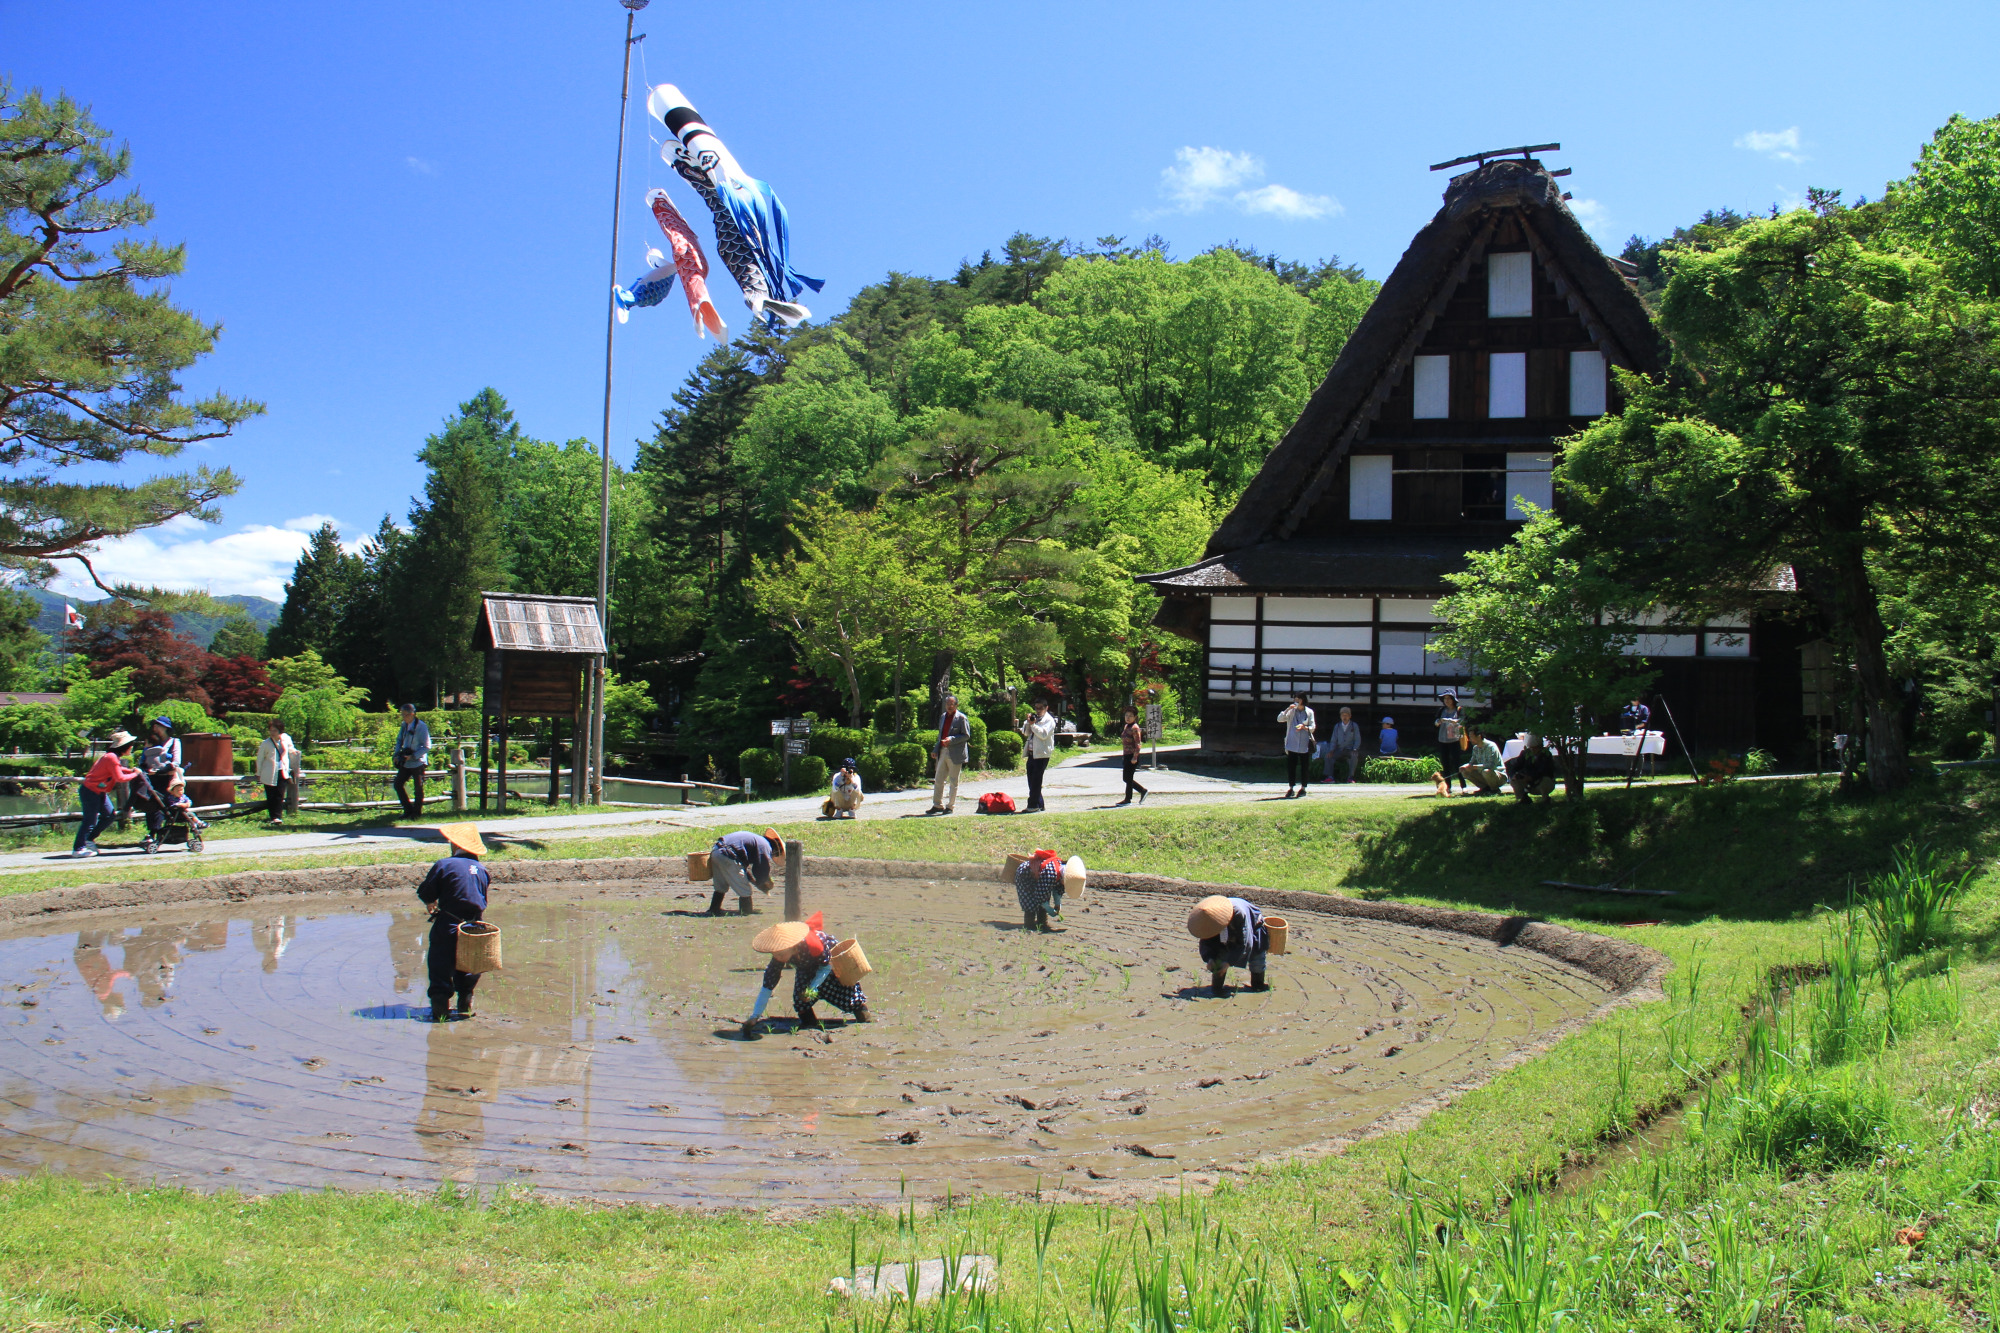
(595, 0), (647, 808)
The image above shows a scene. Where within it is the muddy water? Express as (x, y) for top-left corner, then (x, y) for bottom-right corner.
(0, 877), (1608, 1206)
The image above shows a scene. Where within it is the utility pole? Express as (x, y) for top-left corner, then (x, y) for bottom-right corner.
(594, 0), (647, 806)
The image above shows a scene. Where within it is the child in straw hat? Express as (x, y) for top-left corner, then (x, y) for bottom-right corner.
(1014, 849), (1065, 933)
(1186, 894), (1271, 996)
(416, 823), (490, 1022)
(707, 828), (784, 916)
(742, 911), (871, 1034)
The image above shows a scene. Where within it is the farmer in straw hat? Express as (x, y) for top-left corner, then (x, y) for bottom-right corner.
(741, 911), (871, 1034)
(1186, 894), (1271, 996)
(1014, 848), (1065, 933)
(706, 827), (785, 916)
(417, 823), (490, 1022)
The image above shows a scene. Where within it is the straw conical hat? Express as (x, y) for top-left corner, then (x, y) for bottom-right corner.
(1187, 895), (1233, 939)
(440, 822), (487, 857)
(763, 828), (786, 859)
(752, 908), (820, 948)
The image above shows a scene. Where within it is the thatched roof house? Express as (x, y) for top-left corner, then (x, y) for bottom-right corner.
(1142, 156), (1811, 757)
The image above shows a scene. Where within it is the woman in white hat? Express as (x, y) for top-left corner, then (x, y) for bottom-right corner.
(416, 823), (490, 1022)
(741, 911), (870, 1033)
(1186, 894), (1271, 996)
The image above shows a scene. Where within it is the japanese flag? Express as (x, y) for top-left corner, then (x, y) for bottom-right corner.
(63, 604), (83, 629)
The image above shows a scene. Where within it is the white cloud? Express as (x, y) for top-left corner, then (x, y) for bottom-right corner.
(404, 155), (436, 175)
(45, 517), (366, 603)
(1734, 127), (1807, 165)
(1154, 146), (1341, 221)
(1567, 197), (1615, 240)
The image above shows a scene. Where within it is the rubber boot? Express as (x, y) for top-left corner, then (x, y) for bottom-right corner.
(1247, 971), (1269, 993)
(737, 895), (756, 915)
(428, 996), (451, 1022)
(852, 1004), (873, 1023)
(455, 986), (478, 1018)
(1210, 969), (1230, 998)
(797, 1005), (823, 1031)
(1023, 911), (1038, 931)
(705, 890), (727, 916)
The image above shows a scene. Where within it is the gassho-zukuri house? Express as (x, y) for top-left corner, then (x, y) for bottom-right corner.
(1139, 152), (1817, 757)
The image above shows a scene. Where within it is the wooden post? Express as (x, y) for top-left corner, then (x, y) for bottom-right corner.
(783, 839), (803, 922)
(497, 678), (510, 816)
(548, 717), (561, 806)
(451, 745), (467, 813)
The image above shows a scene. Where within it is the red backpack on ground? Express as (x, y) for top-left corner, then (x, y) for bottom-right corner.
(977, 791), (1017, 815)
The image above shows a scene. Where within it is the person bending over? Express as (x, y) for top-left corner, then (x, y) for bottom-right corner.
(1186, 894), (1270, 997)
(708, 827), (783, 915)
(742, 912), (870, 1033)
(1014, 848), (1065, 933)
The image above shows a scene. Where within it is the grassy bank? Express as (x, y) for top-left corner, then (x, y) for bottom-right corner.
(0, 774), (1995, 1330)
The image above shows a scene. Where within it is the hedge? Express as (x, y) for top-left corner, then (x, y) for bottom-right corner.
(986, 730), (1023, 770)
(790, 754), (829, 793)
(1360, 754), (1444, 783)
(807, 723), (870, 766)
(885, 742), (926, 787)
(738, 747), (782, 790)
(855, 752), (892, 791)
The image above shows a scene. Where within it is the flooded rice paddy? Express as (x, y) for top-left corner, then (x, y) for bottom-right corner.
(0, 876), (1609, 1206)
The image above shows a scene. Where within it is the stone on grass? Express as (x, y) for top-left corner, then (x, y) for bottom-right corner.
(827, 1255), (998, 1303)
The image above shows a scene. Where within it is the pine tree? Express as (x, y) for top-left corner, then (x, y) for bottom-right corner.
(265, 522), (360, 660)
(399, 399), (512, 704)
(329, 516), (410, 709)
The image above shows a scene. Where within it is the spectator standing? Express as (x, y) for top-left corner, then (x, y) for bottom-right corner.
(1277, 694), (1316, 798)
(1324, 706), (1362, 783)
(1507, 733), (1558, 803)
(393, 704), (432, 819)
(823, 757), (864, 819)
(1457, 725), (1505, 795)
(1434, 691), (1468, 793)
(928, 694), (970, 815)
(1022, 699), (1057, 812)
(72, 731), (140, 858)
(1116, 707), (1149, 805)
(255, 718), (302, 825)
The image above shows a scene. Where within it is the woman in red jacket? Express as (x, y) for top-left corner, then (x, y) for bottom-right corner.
(74, 730), (141, 858)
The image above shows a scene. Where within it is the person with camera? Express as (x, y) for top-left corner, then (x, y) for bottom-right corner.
(392, 703), (432, 819)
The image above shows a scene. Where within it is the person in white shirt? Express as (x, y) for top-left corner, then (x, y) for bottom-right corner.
(1278, 694), (1316, 799)
(823, 756), (864, 818)
(255, 718), (302, 825)
(1021, 699), (1058, 811)
(392, 704), (432, 818)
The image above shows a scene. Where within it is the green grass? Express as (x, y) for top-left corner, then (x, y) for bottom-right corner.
(0, 774), (1996, 1330)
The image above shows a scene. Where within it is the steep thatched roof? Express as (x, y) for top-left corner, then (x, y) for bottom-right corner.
(1204, 159), (1661, 557)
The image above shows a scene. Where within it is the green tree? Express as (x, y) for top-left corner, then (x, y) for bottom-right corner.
(1432, 513), (1655, 797)
(1884, 112), (2000, 298)
(747, 498), (951, 727)
(0, 82), (261, 587)
(206, 609), (266, 661)
(267, 648), (367, 748)
(0, 587), (50, 687)
(328, 516), (408, 708)
(506, 437), (643, 599)
(58, 656), (135, 739)
(265, 522), (359, 660)
(266, 647), (365, 701)
(398, 394), (513, 703)
(1561, 208), (2000, 792)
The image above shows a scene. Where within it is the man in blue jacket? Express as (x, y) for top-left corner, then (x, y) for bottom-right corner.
(416, 823), (489, 1021)
(707, 827), (784, 916)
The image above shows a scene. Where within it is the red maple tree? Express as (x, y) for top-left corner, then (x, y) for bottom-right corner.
(200, 654), (279, 714)
(72, 610), (218, 711)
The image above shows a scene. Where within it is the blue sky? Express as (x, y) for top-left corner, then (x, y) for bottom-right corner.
(6, 0), (1995, 600)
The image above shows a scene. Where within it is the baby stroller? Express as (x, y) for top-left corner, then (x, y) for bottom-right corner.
(145, 795), (205, 854)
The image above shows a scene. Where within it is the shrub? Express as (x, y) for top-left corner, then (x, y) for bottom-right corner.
(0, 703), (75, 754)
(1361, 754), (1442, 783)
(1743, 747), (1778, 775)
(790, 754), (828, 792)
(986, 729), (1023, 770)
(872, 691), (928, 734)
(808, 724), (870, 766)
(1726, 1069), (1892, 1171)
(151, 699), (224, 735)
(886, 742), (926, 787)
(855, 751), (892, 791)
(977, 702), (1016, 737)
(966, 714), (987, 768)
(737, 746), (782, 791)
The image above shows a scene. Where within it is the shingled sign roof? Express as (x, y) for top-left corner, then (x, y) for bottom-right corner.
(474, 592), (605, 654)
(1203, 158), (1661, 558)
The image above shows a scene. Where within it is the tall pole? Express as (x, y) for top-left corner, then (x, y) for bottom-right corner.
(596, 0), (646, 807)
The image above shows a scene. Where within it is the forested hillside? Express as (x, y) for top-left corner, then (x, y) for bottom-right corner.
(267, 233), (1377, 759)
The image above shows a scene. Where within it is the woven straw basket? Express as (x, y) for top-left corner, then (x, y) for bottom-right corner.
(455, 921), (503, 973)
(687, 850), (711, 881)
(1265, 916), (1289, 955)
(830, 938), (872, 984)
